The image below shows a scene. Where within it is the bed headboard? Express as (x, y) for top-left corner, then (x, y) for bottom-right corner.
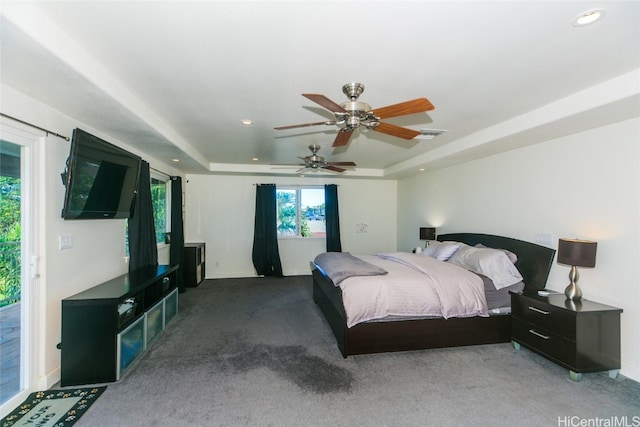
(437, 233), (556, 291)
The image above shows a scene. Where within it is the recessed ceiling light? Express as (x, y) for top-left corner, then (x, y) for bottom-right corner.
(573, 9), (605, 27)
(172, 158), (180, 163)
(419, 168), (425, 172)
(251, 157), (259, 161)
(241, 119), (253, 125)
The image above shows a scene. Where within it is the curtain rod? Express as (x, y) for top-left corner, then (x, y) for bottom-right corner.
(253, 183), (337, 186)
(150, 166), (171, 179)
(0, 112), (70, 141)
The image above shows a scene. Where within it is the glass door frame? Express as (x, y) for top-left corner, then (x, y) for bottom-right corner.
(0, 123), (41, 416)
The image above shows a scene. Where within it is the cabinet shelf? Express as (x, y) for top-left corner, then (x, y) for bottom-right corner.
(183, 242), (205, 287)
(60, 265), (179, 386)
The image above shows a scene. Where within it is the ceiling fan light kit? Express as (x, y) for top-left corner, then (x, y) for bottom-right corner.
(275, 82), (435, 149)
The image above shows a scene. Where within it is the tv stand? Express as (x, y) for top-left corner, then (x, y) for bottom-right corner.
(59, 265), (179, 386)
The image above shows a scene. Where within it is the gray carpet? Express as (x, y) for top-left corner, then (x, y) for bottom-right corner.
(72, 276), (639, 426)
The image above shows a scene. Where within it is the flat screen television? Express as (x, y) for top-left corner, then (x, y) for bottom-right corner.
(61, 128), (141, 219)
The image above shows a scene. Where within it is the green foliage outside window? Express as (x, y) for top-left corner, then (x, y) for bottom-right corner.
(276, 188), (324, 238)
(276, 190), (297, 235)
(0, 176), (21, 307)
(151, 178), (167, 243)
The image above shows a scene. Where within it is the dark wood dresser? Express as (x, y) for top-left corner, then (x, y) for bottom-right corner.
(510, 290), (622, 381)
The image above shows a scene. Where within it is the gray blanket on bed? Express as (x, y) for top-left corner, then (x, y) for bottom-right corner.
(313, 252), (387, 285)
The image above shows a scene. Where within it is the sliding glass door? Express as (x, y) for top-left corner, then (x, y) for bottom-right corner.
(0, 127), (38, 414)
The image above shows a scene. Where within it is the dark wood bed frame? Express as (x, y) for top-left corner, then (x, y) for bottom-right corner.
(311, 233), (556, 357)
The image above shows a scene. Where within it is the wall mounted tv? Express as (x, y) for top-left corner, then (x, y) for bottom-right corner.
(61, 128), (141, 219)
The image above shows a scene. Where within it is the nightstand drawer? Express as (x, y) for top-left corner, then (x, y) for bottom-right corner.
(511, 295), (575, 339)
(512, 319), (576, 366)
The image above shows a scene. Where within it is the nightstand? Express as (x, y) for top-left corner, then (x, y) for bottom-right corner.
(510, 290), (622, 382)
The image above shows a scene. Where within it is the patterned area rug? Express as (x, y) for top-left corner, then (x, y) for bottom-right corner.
(1, 386), (106, 427)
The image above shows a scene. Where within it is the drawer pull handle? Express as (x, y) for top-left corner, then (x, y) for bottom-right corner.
(528, 329), (550, 340)
(528, 306), (549, 315)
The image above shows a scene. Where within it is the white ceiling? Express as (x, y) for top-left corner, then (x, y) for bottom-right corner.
(1, 1), (639, 178)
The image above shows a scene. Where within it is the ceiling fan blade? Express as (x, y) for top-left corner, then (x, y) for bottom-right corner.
(372, 98), (434, 119)
(274, 121), (332, 130)
(327, 161), (356, 167)
(373, 122), (421, 140)
(332, 129), (354, 147)
(302, 94), (347, 113)
(323, 165), (346, 173)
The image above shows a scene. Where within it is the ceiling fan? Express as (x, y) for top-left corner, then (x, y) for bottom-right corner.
(274, 82), (434, 147)
(274, 144), (356, 173)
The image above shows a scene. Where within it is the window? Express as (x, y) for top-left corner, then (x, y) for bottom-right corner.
(276, 187), (325, 238)
(126, 174), (171, 255)
(151, 176), (170, 244)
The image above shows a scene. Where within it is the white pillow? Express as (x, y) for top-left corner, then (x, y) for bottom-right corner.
(475, 243), (518, 264)
(423, 241), (462, 261)
(447, 245), (523, 290)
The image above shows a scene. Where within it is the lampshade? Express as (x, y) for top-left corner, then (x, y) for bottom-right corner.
(557, 238), (597, 267)
(419, 227), (436, 241)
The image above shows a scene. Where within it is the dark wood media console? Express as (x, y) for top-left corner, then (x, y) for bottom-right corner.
(60, 264), (179, 386)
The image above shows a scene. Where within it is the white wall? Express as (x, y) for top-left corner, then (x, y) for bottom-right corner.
(1, 84), (181, 388)
(397, 118), (640, 382)
(184, 174), (397, 277)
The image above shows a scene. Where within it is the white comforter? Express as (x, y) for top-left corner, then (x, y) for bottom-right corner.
(339, 253), (489, 328)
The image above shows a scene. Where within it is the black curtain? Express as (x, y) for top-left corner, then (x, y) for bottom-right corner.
(325, 184), (342, 252)
(169, 176), (185, 292)
(128, 160), (158, 271)
(252, 184), (283, 277)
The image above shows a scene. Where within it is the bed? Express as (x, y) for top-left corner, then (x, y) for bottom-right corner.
(311, 233), (556, 357)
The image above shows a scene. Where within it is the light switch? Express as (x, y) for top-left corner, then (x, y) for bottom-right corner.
(59, 235), (73, 250)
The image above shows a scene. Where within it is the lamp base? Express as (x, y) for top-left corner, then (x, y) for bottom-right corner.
(564, 283), (583, 300)
(564, 266), (583, 301)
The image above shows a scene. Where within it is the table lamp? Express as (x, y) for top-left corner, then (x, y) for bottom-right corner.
(419, 227), (436, 247)
(557, 238), (597, 301)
